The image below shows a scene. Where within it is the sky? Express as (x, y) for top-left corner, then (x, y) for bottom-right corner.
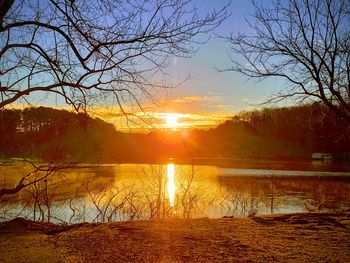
(121, 0), (286, 130)
(9, 0), (288, 131)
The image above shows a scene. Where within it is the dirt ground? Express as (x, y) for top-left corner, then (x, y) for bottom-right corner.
(0, 213), (349, 263)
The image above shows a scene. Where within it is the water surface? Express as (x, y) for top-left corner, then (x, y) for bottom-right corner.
(1, 160), (349, 223)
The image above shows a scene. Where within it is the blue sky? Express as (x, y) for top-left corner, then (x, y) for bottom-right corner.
(157, 0), (285, 116)
(103, 0), (289, 130)
(8, 0), (288, 129)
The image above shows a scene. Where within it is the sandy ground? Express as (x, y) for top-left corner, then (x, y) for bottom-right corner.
(0, 213), (349, 263)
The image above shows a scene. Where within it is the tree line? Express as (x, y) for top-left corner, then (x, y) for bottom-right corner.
(0, 107), (116, 161)
(0, 104), (349, 162)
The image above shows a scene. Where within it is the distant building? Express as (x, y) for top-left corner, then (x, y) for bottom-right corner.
(312, 152), (333, 162)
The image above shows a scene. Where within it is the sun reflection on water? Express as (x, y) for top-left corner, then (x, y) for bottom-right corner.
(167, 163), (176, 207)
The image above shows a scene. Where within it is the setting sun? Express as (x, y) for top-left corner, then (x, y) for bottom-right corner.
(164, 113), (180, 128)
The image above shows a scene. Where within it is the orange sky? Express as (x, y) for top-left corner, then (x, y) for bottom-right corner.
(89, 106), (230, 132)
(82, 91), (238, 131)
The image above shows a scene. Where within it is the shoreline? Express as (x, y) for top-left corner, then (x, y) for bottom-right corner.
(1, 212), (349, 262)
(3, 156), (350, 172)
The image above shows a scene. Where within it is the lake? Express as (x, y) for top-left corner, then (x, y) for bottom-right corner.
(1, 160), (350, 224)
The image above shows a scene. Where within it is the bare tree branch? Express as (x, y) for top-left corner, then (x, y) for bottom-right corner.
(0, 0), (230, 115)
(0, 160), (77, 197)
(223, 0), (350, 122)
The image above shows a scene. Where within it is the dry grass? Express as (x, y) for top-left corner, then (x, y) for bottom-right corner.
(0, 213), (349, 262)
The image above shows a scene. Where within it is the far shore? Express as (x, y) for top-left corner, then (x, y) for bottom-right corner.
(1, 212), (349, 262)
(2, 156), (350, 172)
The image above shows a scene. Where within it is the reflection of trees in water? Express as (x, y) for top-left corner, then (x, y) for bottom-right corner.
(134, 164), (210, 220)
(65, 164), (211, 222)
(137, 165), (169, 219)
(2, 166), (203, 222)
(0, 164), (118, 222)
(177, 166), (202, 218)
(219, 175), (350, 214)
(0, 168), (70, 222)
(25, 172), (67, 222)
(175, 164), (215, 219)
(271, 176), (350, 211)
(0, 164), (214, 222)
(2, 166), (350, 223)
(83, 183), (133, 222)
(219, 182), (267, 217)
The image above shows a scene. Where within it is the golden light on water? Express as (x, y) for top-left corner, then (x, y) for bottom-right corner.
(167, 163), (176, 207)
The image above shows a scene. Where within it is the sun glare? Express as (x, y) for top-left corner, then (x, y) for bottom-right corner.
(164, 113), (179, 128)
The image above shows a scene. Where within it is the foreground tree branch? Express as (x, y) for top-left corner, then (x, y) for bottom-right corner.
(0, 160), (77, 198)
(0, 0), (229, 114)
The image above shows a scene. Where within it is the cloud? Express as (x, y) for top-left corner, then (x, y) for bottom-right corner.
(171, 95), (222, 103)
(240, 97), (266, 105)
(151, 93), (230, 115)
(217, 104), (234, 109)
(99, 111), (231, 131)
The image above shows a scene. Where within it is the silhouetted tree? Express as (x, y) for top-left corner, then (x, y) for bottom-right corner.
(1, 104), (349, 169)
(0, 0), (229, 115)
(225, 0), (350, 123)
